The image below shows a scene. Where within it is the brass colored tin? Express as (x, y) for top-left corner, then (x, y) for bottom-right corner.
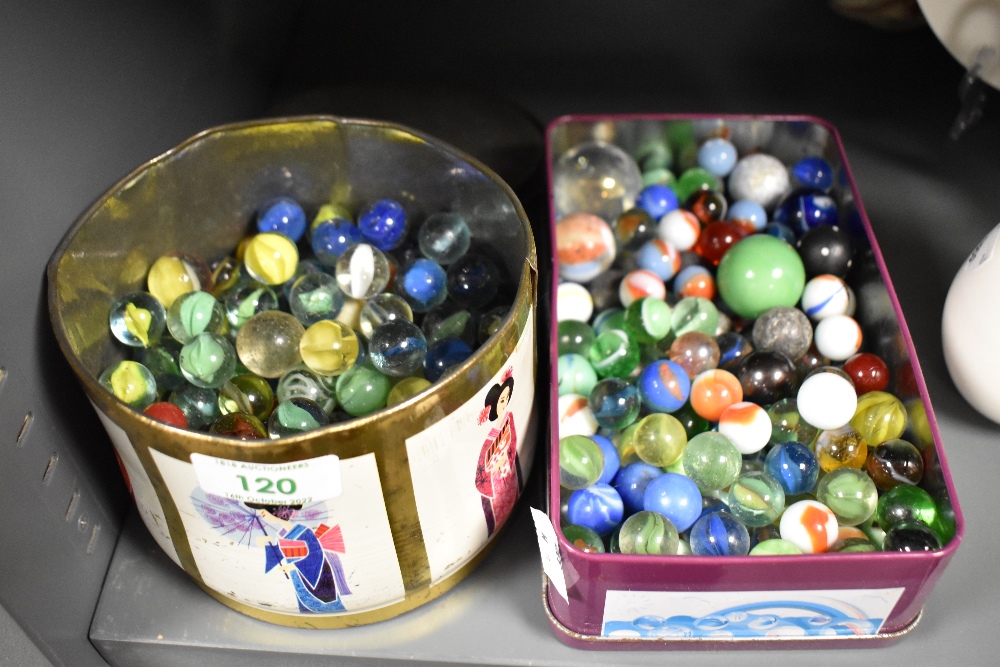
(48, 116), (537, 628)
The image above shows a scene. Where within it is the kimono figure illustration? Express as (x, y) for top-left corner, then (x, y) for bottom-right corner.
(252, 503), (352, 613)
(476, 372), (522, 537)
(191, 491), (351, 614)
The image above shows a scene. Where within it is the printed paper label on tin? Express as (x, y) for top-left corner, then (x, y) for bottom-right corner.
(601, 588), (905, 639)
(93, 405), (179, 566)
(530, 507), (568, 601)
(190, 452), (342, 505)
(406, 308), (536, 585)
(153, 449), (404, 615)
(963, 222), (1000, 272)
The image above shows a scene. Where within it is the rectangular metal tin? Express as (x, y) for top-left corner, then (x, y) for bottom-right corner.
(544, 114), (964, 648)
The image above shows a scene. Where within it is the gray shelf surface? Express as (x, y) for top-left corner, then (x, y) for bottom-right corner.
(5, 1), (1000, 665)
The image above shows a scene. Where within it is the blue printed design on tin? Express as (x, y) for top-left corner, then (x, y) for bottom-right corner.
(603, 600), (880, 639)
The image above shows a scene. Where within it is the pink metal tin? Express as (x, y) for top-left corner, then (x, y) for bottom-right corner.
(544, 114), (963, 649)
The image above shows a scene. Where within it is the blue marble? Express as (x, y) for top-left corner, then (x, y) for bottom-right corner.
(763, 221), (797, 244)
(612, 461), (663, 516)
(257, 196), (307, 242)
(727, 199), (768, 231)
(369, 319), (428, 377)
(588, 377), (641, 430)
(637, 359), (690, 413)
(635, 239), (680, 281)
(358, 198), (408, 251)
(688, 510), (751, 556)
(791, 156), (834, 191)
(446, 253), (501, 308)
(567, 483), (625, 535)
(423, 337), (473, 382)
(698, 496), (732, 521)
(396, 258), (448, 312)
(763, 441), (820, 496)
(697, 137), (738, 178)
(312, 218), (363, 267)
(797, 193), (838, 232)
(592, 434), (620, 485)
(715, 331), (754, 372)
(635, 184), (679, 219)
(642, 472), (703, 533)
(773, 192), (838, 235)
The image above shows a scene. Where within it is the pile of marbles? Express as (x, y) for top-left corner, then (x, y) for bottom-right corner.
(553, 120), (954, 556)
(101, 196), (510, 439)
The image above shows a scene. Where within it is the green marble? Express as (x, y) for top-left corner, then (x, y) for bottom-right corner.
(557, 319), (596, 357)
(876, 484), (937, 531)
(682, 431), (742, 491)
(624, 296), (672, 344)
(335, 364), (391, 417)
(267, 397), (328, 437)
(562, 524), (606, 553)
(559, 435), (604, 491)
(727, 471), (785, 528)
(169, 383), (221, 430)
(557, 354), (599, 397)
(588, 329), (640, 379)
(167, 290), (225, 343)
(139, 340), (185, 394)
(816, 468), (878, 526)
(618, 510), (679, 556)
(830, 537), (878, 553)
(672, 402), (712, 439)
(750, 539), (803, 556)
(593, 308), (627, 336)
(673, 166), (721, 202)
(716, 235), (806, 320)
(179, 332), (236, 388)
(669, 297), (718, 337)
(634, 135), (673, 172)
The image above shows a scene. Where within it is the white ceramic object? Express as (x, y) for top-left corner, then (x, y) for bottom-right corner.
(942, 221), (1000, 423)
(918, 0), (1000, 90)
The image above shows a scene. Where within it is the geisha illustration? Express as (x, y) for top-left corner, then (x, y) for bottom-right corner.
(476, 369), (522, 537)
(191, 490), (351, 613)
